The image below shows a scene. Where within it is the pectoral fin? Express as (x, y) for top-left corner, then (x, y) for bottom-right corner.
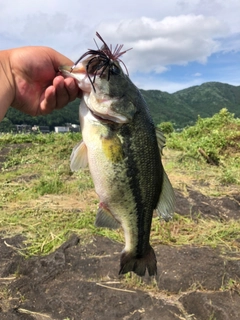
(70, 141), (88, 171)
(95, 204), (121, 229)
(156, 170), (175, 221)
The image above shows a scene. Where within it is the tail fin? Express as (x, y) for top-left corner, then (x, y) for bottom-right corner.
(119, 246), (157, 277)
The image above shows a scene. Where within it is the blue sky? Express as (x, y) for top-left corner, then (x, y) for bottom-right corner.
(0, 0), (239, 93)
(138, 51), (240, 93)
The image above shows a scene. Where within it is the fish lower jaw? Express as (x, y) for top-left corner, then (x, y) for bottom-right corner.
(89, 109), (127, 124)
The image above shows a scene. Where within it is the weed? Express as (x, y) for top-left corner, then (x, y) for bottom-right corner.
(122, 272), (158, 291)
(167, 109), (240, 185)
(219, 169), (238, 185)
(221, 278), (240, 293)
(151, 215), (240, 250)
(0, 121), (239, 258)
(208, 313), (217, 320)
(34, 175), (65, 196)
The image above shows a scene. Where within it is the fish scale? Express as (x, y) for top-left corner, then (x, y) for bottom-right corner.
(120, 117), (163, 261)
(60, 32), (175, 277)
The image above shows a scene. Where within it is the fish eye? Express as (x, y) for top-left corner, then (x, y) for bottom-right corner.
(110, 63), (120, 75)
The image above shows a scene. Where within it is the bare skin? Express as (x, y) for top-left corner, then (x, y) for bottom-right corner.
(0, 46), (81, 121)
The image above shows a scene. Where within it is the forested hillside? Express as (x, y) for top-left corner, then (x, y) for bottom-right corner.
(2, 82), (240, 130)
(140, 82), (240, 127)
(1, 99), (80, 132)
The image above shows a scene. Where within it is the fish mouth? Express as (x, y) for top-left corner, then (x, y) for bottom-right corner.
(90, 109), (117, 124)
(88, 107), (127, 125)
(59, 64), (86, 76)
(59, 64), (92, 93)
(60, 64), (129, 124)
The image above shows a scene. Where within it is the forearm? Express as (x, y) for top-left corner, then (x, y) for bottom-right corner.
(0, 50), (15, 121)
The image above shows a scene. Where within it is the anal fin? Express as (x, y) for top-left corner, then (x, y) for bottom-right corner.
(95, 204), (121, 229)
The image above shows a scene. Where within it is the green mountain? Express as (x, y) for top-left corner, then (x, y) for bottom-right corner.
(140, 82), (240, 128)
(3, 82), (240, 130)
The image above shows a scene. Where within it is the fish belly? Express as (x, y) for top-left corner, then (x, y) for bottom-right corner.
(82, 116), (161, 276)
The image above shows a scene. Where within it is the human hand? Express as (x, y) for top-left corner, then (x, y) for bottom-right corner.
(9, 46), (81, 116)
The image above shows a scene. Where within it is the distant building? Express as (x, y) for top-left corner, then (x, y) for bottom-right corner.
(54, 124), (80, 133)
(70, 124), (80, 132)
(12, 124), (79, 134)
(32, 125), (50, 133)
(54, 126), (70, 133)
(15, 124), (32, 133)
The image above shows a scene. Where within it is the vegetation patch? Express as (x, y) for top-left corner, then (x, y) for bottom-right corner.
(0, 111), (239, 258)
(0, 111), (240, 319)
(167, 109), (240, 185)
(2, 83), (240, 130)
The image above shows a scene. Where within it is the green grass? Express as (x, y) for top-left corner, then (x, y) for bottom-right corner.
(151, 216), (240, 250)
(0, 113), (239, 258)
(167, 109), (240, 184)
(1, 205), (239, 258)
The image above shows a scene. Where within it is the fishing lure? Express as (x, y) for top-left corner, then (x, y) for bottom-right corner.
(71, 32), (132, 90)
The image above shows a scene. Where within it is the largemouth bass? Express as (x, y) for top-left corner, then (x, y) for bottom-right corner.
(60, 32), (175, 277)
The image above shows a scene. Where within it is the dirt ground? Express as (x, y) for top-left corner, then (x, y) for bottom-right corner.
(0, 188), (240, 320)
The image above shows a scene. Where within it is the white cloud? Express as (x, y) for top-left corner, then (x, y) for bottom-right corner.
(0, 0), (239, 91)
(131, 74), (204, 93)
(97, 15), (227, 73)
(193, 73), (202, 77)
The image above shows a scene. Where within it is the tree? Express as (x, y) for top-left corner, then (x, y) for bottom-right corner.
(0, 118), (15, 132)
(157, 122), (174, 134)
